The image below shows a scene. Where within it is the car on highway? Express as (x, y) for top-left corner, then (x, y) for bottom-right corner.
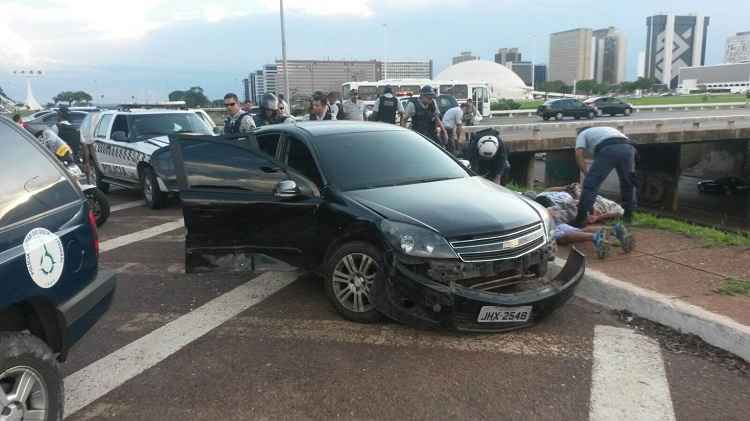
(0, 116), (116, 421)
(164, 121), (585, 331)
(91, 109), (214, 209)
(697, 177), (750, 195)
(536, 99), (596, 121)
(584, 97), (634, 117)
(24, 110), (90, 134)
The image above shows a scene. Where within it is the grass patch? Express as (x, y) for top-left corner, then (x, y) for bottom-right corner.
(628, 94), (747, 106)
(633, 213), (750, 247)
(714, 278), (750, 297)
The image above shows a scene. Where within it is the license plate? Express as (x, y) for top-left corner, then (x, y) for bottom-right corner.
(477, 306), (532, 323)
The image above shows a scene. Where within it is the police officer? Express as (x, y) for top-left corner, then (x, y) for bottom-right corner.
(56, 107), (82, 160)
(402, 86), (447, 143)
(372, 85), (404, 124)
(468, 128), (509, 184)
(253, 93), (295, 127)
(341, 89), (367, 121)
(571, 126), (637, 227)
(223, 93), (256, 135)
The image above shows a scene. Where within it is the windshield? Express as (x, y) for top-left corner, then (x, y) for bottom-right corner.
(314, 130), (468, 191)
(440, 84), (469, 100)
(357, 86), (378, 101)
(131, 113), (212, 138)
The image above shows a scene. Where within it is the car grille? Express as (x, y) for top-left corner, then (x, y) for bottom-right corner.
(449, 223), (546, 263)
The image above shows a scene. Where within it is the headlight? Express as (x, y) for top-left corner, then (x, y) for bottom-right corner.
(380, 220), (458, 259)
(523, 197), (555, 242)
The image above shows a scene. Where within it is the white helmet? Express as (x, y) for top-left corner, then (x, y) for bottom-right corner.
(477, 135), (500, 158)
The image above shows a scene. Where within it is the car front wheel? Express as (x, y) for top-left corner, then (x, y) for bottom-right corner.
(0, 333), (63, 421)
(624, 108), (632, 116)
(554, 112), (564, 121)
(325, 242), (384, 323)
(587, 111), (595, 119)
(141, 167), (166, 210)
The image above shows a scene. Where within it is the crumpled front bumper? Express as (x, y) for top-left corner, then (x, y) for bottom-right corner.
(376, 249), (585, 332)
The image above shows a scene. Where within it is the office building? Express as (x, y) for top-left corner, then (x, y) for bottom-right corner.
(382, 60), (433, 80)
(452, 51), (478, 65)
(242, 78), (251, 103)
(248, 73), (257, 103)
(507, 61), (534, 87)
(645, 14), (710, 89)
(549, 28), (593, 85)
(637, 51), (646, 78)
(592, 27), (627, 85)
(275, 59), (380, 99)
(495, 48), (522, 66)
(253, 70), (264, 103)
(726, 31), (750, 63)
(250, 65), (279, 102)
(534, 64), (548, 87)
(678, 62), (750, 94)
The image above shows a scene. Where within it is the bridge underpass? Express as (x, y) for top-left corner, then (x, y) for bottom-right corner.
(467, 116), (750, 228)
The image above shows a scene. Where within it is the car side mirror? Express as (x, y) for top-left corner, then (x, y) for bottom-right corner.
(274, 180), (300, 199)
(459, 159), (471, 169)
(213, 127), (221, 135)
(112, 131), (128, 142)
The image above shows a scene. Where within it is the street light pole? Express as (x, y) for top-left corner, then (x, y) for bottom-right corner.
(280, 0), (290, 101)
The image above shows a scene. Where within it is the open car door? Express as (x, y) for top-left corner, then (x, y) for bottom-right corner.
(170, 133), (321, 273)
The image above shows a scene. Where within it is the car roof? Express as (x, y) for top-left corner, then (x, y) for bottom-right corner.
(259, 121), (406, 139)
(101, 109), (196, 115)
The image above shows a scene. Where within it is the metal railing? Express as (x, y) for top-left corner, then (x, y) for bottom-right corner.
(490, 102), (750, 118)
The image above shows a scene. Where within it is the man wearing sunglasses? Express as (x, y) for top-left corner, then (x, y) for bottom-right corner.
(223, 93), (256, 135)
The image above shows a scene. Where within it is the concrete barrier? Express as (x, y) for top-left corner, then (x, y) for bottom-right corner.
(491, 101), (749, 118)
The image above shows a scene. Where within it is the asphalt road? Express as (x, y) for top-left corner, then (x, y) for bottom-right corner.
(61, 190), (750, 420)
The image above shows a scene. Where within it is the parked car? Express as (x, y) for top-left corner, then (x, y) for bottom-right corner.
(24, 110), (89, 134)
(91, 109), (214, 209)
(584, 97), (634, 117)
(536, 99), (596, 121)
(162, 121), (585, 331)
(697, 177), (750, 195)
(190, 108), (218, 131)
(0, 116), (116, 420)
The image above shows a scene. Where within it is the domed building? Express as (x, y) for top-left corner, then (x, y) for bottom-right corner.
(436, 60), (531, 100)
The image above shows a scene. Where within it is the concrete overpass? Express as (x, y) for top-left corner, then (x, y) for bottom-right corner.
(466, 115), (750, 224)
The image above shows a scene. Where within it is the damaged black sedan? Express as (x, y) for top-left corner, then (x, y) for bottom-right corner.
(164, 121), (585, 332)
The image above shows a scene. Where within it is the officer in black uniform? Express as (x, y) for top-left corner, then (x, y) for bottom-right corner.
(55, 107), (82, 160)
(253, 93), (294, 127)
(372, 85), (403, 124)
(223, 93), (256, 135)
(402, 86), (447, 143)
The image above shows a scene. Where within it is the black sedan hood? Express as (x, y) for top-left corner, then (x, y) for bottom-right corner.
(345, 177), (542, 239)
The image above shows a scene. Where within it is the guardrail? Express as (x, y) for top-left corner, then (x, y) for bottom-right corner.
(466, 114), (750, 138)
(490, 101), (750, 118)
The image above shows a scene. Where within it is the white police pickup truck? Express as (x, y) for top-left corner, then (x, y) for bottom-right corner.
(92, 109), (214, 208)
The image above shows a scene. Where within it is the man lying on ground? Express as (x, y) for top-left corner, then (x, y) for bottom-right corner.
(542, 183), (624, 224)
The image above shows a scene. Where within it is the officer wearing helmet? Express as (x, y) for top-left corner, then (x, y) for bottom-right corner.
(372, 85), (404, 124)
(402, 85), (448, 143)
(468, 128), (509, 184)
(253, 93), (295, 127)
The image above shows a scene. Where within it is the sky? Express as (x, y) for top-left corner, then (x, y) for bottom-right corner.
(0, 0), (747, 104)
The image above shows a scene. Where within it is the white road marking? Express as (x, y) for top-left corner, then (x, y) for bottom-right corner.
(590, 325), (676, 421)
(99, 220), (184, 253)
(109, 200), (144, 213)
(63, 271), (299, 418)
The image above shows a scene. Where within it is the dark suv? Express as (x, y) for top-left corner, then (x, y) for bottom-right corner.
(584, 97), (634, 117)
(537, 99), (596, 121)
(164, 122), (584, 332)
(0, 117), (116, 420)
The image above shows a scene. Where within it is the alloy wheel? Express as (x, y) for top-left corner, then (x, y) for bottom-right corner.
(0, 366), (48, 421)
(331, 253), (378, 313)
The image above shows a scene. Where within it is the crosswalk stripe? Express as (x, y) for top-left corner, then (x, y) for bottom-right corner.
(109, 200), (144, 213)
(590, 325), (675, 421)
(99, 219), (184, 252)
(63, 271), (299, 418)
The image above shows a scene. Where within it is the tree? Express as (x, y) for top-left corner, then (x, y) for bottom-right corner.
(539, 80), (571, 94)
(53, 90), (92, 106)
(169, 86), (209, 107)
(210, 99), (225, 107)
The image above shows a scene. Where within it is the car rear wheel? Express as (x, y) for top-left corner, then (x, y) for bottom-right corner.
(0, 333), (63, 421)
(325, 242), (384, 324)
(587, 111), (595, 119)
(554, 112), (563, 121)
(141, 167), (166, 210)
